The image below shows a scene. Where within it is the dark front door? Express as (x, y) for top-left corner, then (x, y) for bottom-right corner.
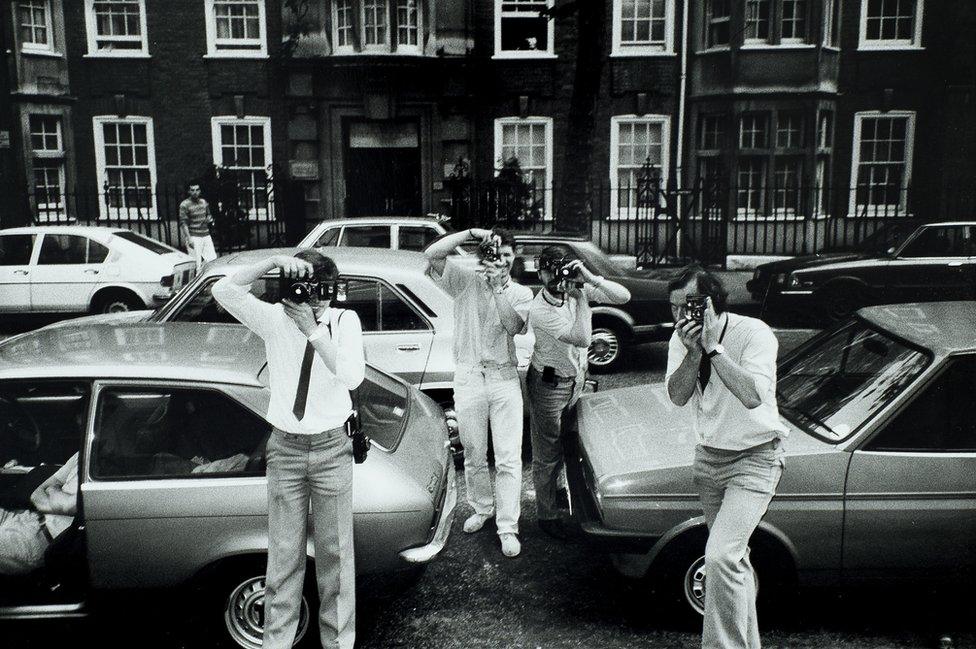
(344, 121), (421, 217)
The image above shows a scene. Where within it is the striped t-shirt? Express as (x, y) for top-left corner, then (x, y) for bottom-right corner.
(179, 198), (212, 236)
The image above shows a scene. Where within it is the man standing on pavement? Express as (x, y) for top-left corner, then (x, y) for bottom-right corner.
(212, 250), (364, 649)
(425, 227), (533, 558)
(179, 182), (217, 272)
(664, 265), (787, 649)
(528, 247), (629, 540)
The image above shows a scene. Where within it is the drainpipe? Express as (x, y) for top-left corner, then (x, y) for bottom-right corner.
(674, 0), (690, 258)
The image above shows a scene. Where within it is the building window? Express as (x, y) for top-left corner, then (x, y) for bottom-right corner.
(776, 112), (804, 149)
(495, 0), (554, 58)
(703, 0), (730, 49)
(612, 0), (674, 55)
(817, 110), (833, 150)
(212, 117), (273, 221)
(84, 0), (148, 56)
(610, 115), (670, 218)
(18, 0), (54, 53)
(330, 0), (423, 55)
(493, 117), (553, 218)
(859, 0), (923, 49)
(334, 0), (354, 49)
(822, 0), (840, 46)
(773, 157), (802, 216)
(396, 0), (420, 48)
(744, 0), (770, 43)
(699, 114), (726, 150)
(739, 113), (768, 149)
(30, 115), (66, 222)
(93, 116), (157, 219)
(362, 0), (389, 48)
(737, 157), (767, 218)
(205, 0), (267, 57)
(780, 0), (807, 42)
(850, 111), (915, 215)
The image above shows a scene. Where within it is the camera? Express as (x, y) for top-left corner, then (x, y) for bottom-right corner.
(685, 294), (707, 323)
(538, 256), (582, 286)
(281, 278), (348, 304)
(477, 239), (501, 263)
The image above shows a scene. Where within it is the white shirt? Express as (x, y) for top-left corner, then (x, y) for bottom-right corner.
(665, 312), (788, 450)
(44, 453), (78, 538)
(212, 277), (366, 435)
(430, 258), (533, 367)
(529, 284), (613, 378)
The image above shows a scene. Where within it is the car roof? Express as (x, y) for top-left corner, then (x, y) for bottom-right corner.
(318, 216), (446, 226)
(858, 301), (976, 354)
(0, 225), (125, 240)
(0, 323), (269, 386)
(511, 232), (591, 242)
(204, 246), (433, 280)
(916, 221), (976, 227)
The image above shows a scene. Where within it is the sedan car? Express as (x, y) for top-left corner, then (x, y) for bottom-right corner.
(0, 225), (196, 315)
(431, 232), (673, 372)
(568, 301), (976, 621)
(749, 221), (976, 324)
(0, 321), (456, 648)
(299, 216), (452, 252)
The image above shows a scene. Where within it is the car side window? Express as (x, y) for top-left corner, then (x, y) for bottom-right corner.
(0, 381), (89, 469)
(341, 279), (380, 332)
(91, 387), (272, 479)
(399, 226), (439, 252)
(900, 226), (970, 258)
(171, 277), (280, 324)
(38, 234), (89, 265)
(379, 284), (429, 331)
(88, 240), (110, 263)
(315, 227), (341, 247)
(0, 234), (35, 266)
(864, 355), (976, 453)
(339, 225), (391, 248)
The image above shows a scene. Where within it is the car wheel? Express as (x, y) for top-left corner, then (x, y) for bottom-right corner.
(818, 282), (873, 324)
(588, 323), (626, 374)
(92, 290), (144, 314)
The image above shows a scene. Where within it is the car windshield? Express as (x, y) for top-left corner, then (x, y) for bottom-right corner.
(855, 222), (918, 255)
(776, 320), (930, 443)
(113, 231), (180, 255)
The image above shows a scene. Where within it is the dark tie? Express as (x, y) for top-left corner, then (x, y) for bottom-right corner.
(699, 354), (711, 392)
(292, 341), (315, 420)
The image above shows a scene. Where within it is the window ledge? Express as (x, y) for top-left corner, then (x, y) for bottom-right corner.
(610, 50), (677, 58)
(203, 52), (270, 59)
(740, 43), (817, 50)
(325, 51), (430, 58)
(83, 52), (151, 59)
(491, 52), (558, 60)
(696, 47), (731, 55)
(857, 44), (924, 51)
(822, 45), (841, 52)
(21, 48), (62, 58)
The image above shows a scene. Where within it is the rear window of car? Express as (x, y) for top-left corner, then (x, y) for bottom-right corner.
(359, 366), (410, 451)
(113, 231), (179, 255)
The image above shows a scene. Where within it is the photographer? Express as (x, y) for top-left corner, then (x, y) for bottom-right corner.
(212, 251), (364, 649)
(528, 248), (630, 540)
(425, 227), (533, 558)
(664, 265), (786, 649)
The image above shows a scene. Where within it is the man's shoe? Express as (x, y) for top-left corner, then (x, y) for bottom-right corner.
(499, 533), (521, 558)
(538, 518), (570, 541)
(462, 513), (492, 533)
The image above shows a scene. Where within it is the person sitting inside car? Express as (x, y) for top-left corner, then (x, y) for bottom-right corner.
(0, 453), (79, 575)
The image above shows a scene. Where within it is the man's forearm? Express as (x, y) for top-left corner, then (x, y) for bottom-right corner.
(179, 223), (190, 244)
(561, 300), (592, 347)
(592, 278), (631, 305)
(426, 229), (474, 260)
(710, 353), (762, 409)
(228, 257), (277, 286)
(493, 291), (525, 336)
(668, 351), (701, 406)
(309, 333), (340, 375)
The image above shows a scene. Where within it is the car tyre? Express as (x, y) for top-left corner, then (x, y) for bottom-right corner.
(588, 321), (627, 374)
(92, 289), (144, 314)
(818, 282), (873, 324)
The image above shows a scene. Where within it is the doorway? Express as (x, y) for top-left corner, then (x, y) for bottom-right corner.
(344, 120), (422, 216)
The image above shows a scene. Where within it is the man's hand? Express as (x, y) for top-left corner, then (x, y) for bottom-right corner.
(700, 297), (722, 352)
(272, 255), (314, 279)
(676, 317), (703, 354)
(565, 282), (585, 302)
(563, 259), (595, 284)
(282, 299), (319, 337)
(483, 263), (508, 290)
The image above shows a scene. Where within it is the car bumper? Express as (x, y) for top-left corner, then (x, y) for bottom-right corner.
(398, 465), (457, 564)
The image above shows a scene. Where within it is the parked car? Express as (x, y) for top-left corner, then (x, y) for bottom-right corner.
(567, 301), (976, 621)
(0, 321), (457, 648)
(298, 216), (452, 252)
(748, 221), (976, 324)
(0, 225), (196, 315)
(429, 232), (673, 372)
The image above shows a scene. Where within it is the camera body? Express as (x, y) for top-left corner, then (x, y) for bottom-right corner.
(281, 278), (348, 304)
(538, 255), (583, 287)
(685, 294), (707, 323)
(477, 239), (501, 263)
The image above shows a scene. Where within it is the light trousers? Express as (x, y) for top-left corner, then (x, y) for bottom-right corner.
(453, 364), (524, 535)
(693, 439), (785, 649)
(263, 427), (355, 649)
(189, 234), (217, 271)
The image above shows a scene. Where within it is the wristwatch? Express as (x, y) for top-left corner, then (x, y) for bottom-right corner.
(706, 344), (725, 358)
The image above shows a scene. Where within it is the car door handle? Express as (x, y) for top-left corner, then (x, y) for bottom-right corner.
(947, 261), (964, 267)
(13, 269), (28, 275)
(84, 269), (99, 274)
(396, 344), (421, 352)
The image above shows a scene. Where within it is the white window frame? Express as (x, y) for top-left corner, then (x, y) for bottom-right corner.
(92, 115), (158, 220)
(609, 114), (671, 220)
(743, 0), (771, 45)
(494, 0), (556, 59)
(493, 116), (554, 220)
(360, 0), (391, 52)
(18, 0), (55, 54)
(332, 0), (356, 54)
(611, 0), (675, 56)
(29, 114), (67, 221)
(394, 0), (422, 54)
(204, 0), (268, 58)
(211, 116), (274, 221)
(849, 110), (915, 217)
(822, 0), (839, 48)
(779, 0), (808, 44)
(858, 0), (923, 50)
(84, 0), (149, 57)
(701, 0), (731, 51)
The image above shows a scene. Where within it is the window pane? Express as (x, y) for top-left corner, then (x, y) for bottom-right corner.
(379, 284), (426, 331)
(340, 279), (380, 332)
(500, 0), (550, 51)
(398, 225), (438, 251)
(0, 381), (89, 467)
(0, 235), (35, 266)
(338, 225), (392, 248)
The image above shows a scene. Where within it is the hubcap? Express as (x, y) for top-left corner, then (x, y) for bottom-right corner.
(224, 576), (309, 649)
(588, 328), (619, 366)
(105, 301), (131, 313)
(683, 556), (707, 616)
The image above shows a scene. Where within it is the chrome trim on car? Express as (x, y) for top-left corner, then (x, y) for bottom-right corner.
(780, 290), (815, 295)
(0, 603), (87, 620)
(398, 467), (457, 564)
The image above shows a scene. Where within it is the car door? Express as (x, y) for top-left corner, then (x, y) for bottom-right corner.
(843, 354), (976, 581)
(341, 277), (434, 386)
(30, 233), (111, 312)
(0, 233), (36, 312)
(884, 225), (976, 302)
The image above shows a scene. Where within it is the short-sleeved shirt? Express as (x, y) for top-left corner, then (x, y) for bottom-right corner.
(665, 312), (788, 450)
(431, 258), (533, 367)
(179, 198), (212, 237)
(529, 284), (612, 378)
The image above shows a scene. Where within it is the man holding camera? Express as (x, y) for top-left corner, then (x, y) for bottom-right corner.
(528, 247), (630, 540)
(425, 227), (533, 558)
(212, 250), (364, 649)
(664, 265), (787, 649)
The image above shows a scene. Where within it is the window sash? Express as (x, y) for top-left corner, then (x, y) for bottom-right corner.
(851, 113), (914, 214)
(30, 115), (63, 155)
(739, 114), (768, 149)
(18, 0), (52, 49)
(493, 117), (553, 218)
(737, 157), (767, 218)
(861, 0), (921, 47)
(744, 0), (770, 42)
(780, 0), (807, 41)
(92, 0), (142, 40)
(362, 0), (389, 48)
(397, 0), (420, 48)
(33, 162), (67, 221)
(212, 118), (273, 220)
(94, 117), (157, 218)
(619, 0), (667, 46)
(610, 115), (670, 218)
(703, 0), (730, 48)
(213, 0), (263, 45)
(497, 0), (554, 55)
